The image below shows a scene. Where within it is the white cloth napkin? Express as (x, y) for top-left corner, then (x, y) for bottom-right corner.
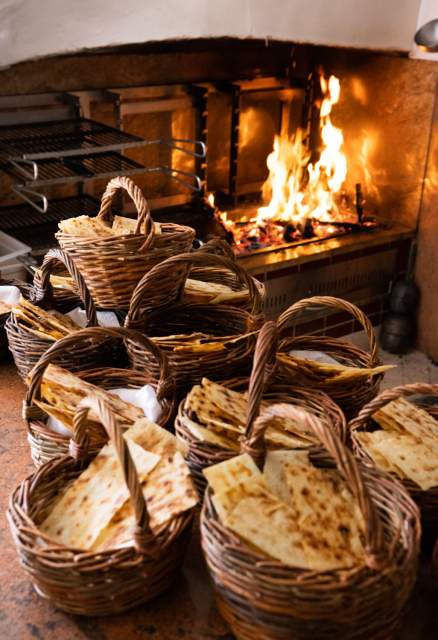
(109, 384), (162, 424)
(66, 307), (120, 328)
(288, 349), (339, 365)
(0, 285), (21, 305)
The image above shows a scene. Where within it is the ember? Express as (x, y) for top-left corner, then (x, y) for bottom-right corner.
(211, 73), (376, 255)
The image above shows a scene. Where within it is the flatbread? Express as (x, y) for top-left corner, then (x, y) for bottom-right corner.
(373, 397), (438, 448)
(39, 365), (144, 429)
(208, 450), (366, 570)
(277, 352), (393, 385)
(372, 432), (438, 490)
(183, 415), (239, 451)
(40, 436), (160, 549)
(203, 453), (261, 494)
(58, 215), (113, 237)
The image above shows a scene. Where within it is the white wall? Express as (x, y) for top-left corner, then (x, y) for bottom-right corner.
(0, 0), (423, 68)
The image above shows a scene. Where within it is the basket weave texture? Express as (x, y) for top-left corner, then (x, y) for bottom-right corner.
(56, 176), (195, 309)
(201, 402), (420, 640)
(24, 326), (176, 467)
(125, 251), (263, 392)
(350, 382), (438, 531)
(6, 248), (98, 381)
(8, 395), (193, 616)
(277, 295), (382, 419)
(176, 321), (346, 499)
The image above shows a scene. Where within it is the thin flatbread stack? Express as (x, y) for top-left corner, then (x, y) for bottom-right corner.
(13, 297), (81, 341)
(180, 378), (324, 451)
(204, 452), (366, 571)
(183, 278), (250, 306)
(355, 397), (438, 490)
(277, 352), (393, 386)
(35, 364), (145, 433)
(58, 215), (161, 238)
(41, 419), (198, 551)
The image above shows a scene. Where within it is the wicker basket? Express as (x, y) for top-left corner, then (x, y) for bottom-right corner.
(175, 321), (346, 498)
(201, 402), (420, 640)
(350, 382), (438, 532)
(8, 394), (194, 616)
(125, 251), (263, 392)
(6, 248), (99, 381)
(56, 176), (195, 309)
(277, 295), (382, 419)
(25, 326), (176, 467)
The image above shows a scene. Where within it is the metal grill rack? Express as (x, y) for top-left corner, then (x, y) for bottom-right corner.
(2, 152), (147, 187)
(0, 195), (104, 255)
(0, 118), (145, 160)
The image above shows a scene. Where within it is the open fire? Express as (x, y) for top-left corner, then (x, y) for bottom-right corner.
(210, 73), (377, 255)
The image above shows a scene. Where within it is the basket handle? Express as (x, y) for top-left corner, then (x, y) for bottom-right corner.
(72, 394), (159, 555)
(97, 176), (155, 252)
(197, 238), (236, 260)
(242, 402), (384, 567)
(25, 326), (173, 411)
(126, 251), (263, 326)
(30, 248), (97, 327)
(349, 382), (438, 433)
(277, 296), (379, 365)
(242, 321), (278, 463)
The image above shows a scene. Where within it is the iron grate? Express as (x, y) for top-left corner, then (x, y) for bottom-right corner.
(0, 118), (145, 161)
(1, 151), (147, 187)
(0, 195), (102, 231)
(0, 195), (107, 254)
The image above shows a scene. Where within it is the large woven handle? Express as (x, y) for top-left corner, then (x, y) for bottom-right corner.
(31, 248), (97, 327)
(25, 326), (173, 410)
(72, 394), (158, 555)
(278, 296), (379, 365)
(97, 176), (155, 252)
(196, 238), (236, 260)
(126, 251), (262, 326)
(349, 383), (438, 433)
(241, 320), (278, 466)
(242, 402), (384, 566)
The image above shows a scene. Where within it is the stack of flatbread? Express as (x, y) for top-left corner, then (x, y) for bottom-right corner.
(179, 378), (328, 450)
(277, 351), (393, 386)
(204, 451), (366, 570)
(355, 397), (438, 490)
(13, 297), (81, 341)
(151, 332), (255, 355)
(32, 364), (146, 434)
(58, 215), (161, 237)
(182, 278), (250, 306)
(40, 418), (198, 551)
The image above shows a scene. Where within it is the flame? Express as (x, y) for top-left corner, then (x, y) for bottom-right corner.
(256, 73), (347, 226)
(207, 192), (215, 208)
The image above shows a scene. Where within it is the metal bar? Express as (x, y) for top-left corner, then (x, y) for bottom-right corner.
(150, 166), (202, 192)
(12, 185), (48, 213)
(143, 138), (206, 158)
(190, 84), (208, 199)
(228, 84), (241, 203)
(8, 158), (39, 181)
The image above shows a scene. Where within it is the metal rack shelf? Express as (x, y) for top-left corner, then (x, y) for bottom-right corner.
(1, 151), (147, 187)
(0, 195), (104, 255)
(0, 118), (145, 161)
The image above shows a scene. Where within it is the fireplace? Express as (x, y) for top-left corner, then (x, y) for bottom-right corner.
(0, 38), (425, 328)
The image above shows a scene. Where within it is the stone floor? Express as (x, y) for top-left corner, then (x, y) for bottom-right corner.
(348, 330), (438, 389)
(0, 339), (437, 639)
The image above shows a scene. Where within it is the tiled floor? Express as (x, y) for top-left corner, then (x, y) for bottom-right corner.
(348, 329), (438, 390)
